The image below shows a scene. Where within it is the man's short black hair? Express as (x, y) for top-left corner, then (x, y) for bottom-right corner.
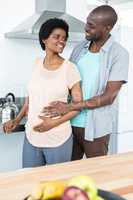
(39, 18), (69, 51)
(92, 5), (118, 27)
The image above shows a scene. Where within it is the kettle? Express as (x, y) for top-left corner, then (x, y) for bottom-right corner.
(1, 93), (19, 124)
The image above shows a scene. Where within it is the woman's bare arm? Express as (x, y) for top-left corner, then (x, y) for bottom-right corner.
(15, 96), (29, 123)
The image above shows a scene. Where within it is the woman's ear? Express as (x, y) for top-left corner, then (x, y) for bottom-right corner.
(42, 39), (46, 44)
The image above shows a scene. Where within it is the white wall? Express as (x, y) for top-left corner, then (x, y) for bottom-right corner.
(116, 26), (133, 153)
(67, 0), (87, 22)
(0, 0), (34, 36)
(115, 7), (133, 133)
(118, 26), (133, 132)
(0, 0), (35, 97)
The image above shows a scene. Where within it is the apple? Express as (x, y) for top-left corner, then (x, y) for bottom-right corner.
(67, 176), (97, 200)
(62, 186), (89, 200)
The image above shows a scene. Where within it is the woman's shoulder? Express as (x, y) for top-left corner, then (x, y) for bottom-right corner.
(31, 57), (43, 72)
(64, 60), (80, 77)
(64, 59), (77, 69)
(34, 57), (43, 66)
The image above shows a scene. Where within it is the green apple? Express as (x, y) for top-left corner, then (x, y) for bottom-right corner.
(67, 176), (97, 200)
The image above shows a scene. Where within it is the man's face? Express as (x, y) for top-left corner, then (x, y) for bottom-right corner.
(85, 13), (107, 42)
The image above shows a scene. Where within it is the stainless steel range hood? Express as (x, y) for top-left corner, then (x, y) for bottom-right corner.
(4, 0), (85, 42)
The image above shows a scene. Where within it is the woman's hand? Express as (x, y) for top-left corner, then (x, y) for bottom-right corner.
(33, 116), (58, 133)
(3, 119), (19, 134)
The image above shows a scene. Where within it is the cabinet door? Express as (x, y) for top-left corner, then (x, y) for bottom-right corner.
(0, 132), (24, 172)
(117, 131), (133, 153)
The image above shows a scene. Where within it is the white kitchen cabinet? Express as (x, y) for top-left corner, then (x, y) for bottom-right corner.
(117, 131), (133, 153)
(0, 132), (24, 172)
(109, 131), (133, 154)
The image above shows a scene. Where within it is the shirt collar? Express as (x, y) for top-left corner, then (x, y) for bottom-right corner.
(84, 40), (91, 49)
(83, 35), (114, 52)
(101, 35), (114, 52)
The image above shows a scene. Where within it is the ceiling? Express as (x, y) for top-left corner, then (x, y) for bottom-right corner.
(98, 0), (133, 4)
(86, 0), (133, 10)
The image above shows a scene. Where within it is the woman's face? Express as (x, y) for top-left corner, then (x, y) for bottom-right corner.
(43, 28), (67, 54)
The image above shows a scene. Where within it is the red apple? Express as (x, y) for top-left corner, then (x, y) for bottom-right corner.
(62, 186), (90, 200)
(67, 176), (97, 200)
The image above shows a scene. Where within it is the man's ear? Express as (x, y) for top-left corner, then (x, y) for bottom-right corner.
(106, 25), (112, 32)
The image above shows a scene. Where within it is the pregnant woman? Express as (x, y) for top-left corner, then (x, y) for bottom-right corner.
(3, 18), (82, 168)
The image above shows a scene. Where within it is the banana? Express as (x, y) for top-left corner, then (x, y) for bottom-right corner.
(30, 180), (66, 200)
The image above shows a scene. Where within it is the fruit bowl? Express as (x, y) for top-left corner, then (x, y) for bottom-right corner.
(23, 176), (126, 200)
(24, 189), (126, 200)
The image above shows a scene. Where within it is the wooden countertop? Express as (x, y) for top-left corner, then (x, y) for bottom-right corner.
(0, 152), (133, 200)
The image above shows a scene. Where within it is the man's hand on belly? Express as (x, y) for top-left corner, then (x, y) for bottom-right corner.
(42, 101), (70, 117)
(33, 116), (57, 132)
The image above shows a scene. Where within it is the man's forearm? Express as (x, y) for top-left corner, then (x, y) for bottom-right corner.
(69, 93), (116, 111)
(69, 81), (123, 111)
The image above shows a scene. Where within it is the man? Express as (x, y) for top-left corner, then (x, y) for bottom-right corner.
(43, 5), (129, 160)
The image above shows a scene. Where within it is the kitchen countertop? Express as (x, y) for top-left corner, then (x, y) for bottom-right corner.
(0, 152), (133, 200)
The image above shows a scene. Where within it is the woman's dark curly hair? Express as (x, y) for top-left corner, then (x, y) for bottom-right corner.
(39, 18), (69, 51)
